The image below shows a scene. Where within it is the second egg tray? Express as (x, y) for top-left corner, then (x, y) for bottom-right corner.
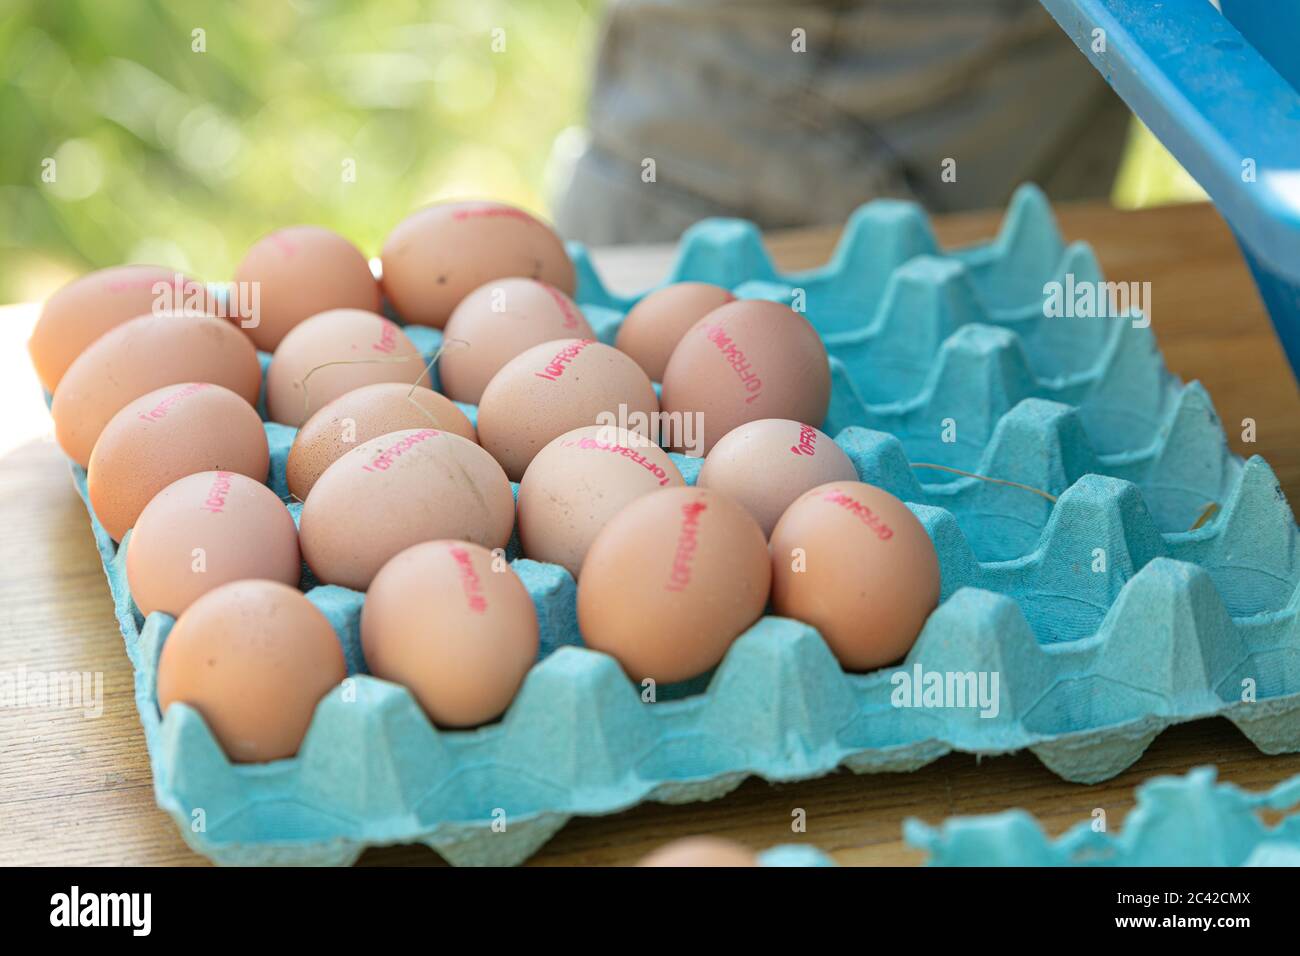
(907, 765), (1300, 866)
(69, 186), (1300, 865)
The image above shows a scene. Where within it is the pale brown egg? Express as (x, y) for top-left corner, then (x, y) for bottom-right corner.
(52, 312), (262, 468)
(299, 428), (514, 591)
(476, 338), (659, 481)
(518, 425), (684, 577)
(697, 419), (857, 537)
(29, 265), (214, 393)
(233, 225), (381, 351)
(769, 480), (940, 671)
(660, 299), (831, 455)
(265, 309), (430, 427)
(87, 383), (270, 541)
(126, 471), (300, 617)
(157, 580), (346, 763)
(577, 486), (770, 684)
(614, 282), (735, 382)
(439, 277), (594, 404)
(362, 540), (538, 727)
(286, 382), (475, 502)
(638, 837), (759, 867)
(380, 200), (576, 328)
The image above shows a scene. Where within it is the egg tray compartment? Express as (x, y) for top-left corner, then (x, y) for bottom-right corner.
(73, 396), (1300, 866)
(907, 766), (1300, 866)
(65, 187), (1300, 865)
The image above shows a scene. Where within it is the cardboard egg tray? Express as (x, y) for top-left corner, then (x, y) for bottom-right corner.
(907, 766), (1300, 866)
(62, 185), (1300, 865)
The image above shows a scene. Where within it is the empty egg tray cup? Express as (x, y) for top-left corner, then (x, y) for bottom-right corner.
(70, 184), (1300, 866)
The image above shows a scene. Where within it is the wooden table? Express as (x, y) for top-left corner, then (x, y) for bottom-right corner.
(3, 200), (1298, 866)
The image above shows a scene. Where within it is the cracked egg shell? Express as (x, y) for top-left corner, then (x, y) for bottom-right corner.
(299, 428), (513, 591)
(286, 382), (475, 502)
(380, 201), (575, 329)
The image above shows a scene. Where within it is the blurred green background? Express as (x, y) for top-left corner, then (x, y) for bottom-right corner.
(0, 0), (1201, 307)
(0, 0), (604, 304)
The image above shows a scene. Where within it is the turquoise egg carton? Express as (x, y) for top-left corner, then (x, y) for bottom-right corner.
(907, 766), (1300, 866)
(60, 187), (1300, 865)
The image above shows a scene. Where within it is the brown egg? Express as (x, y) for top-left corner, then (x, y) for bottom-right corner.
(265, 309), (430, 427)
(578, 486), (770, 684)
(770, 481), (940, 671)
(29, 265), (214, 393)
(157, 580), (346, 763)
(299, 428), (514, 591)
(477, 338), (659, 481)
(286, 382), (475, 501)
(518, 425), (684, 577)
(615, 282), (735, 382)
(660, 300), (831, 455)
(638, 837), (759, 867)
(362, 540), (538, 727)
(87, 383), (270, 541)
(126, 471), (300, 617)
(234, 225), (381, 352)
(380, 200), (576, 328)
(697, 419), (857, 537)
(51, 312), (261, 468)
(439, 278), (594, 404)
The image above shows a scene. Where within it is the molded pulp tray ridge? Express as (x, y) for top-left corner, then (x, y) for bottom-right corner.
(66, 186), (1300, 866)
(907, 765), (1300, 866)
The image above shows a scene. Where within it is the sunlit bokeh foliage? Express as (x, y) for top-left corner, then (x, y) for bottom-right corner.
(0, 0), (604, 303)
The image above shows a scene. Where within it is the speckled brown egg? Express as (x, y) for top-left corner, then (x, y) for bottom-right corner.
(52, 312), (262, 468)
(286, 382), (475, 501)
(439, 277), (594, 404)
(476, 338), (659, 481)
(265, 309), (430, 427)
(577, 486), (771, 684)
(299, 428), (514, 591)
(769, 480), (940, 671)
(87, 383), (270, 542)
(615, 282), (735, 382)
(362, 540), (538, 727)
(233, 225), (381, 352)
(518, 425), (684, 577)
(697, 419), (857, 537)
(29, 265), (214, 393)
(125, 470), (299, 618)
(380, 201), (575, 328)
(660, 300), (831, 455)
(157, 580), (346, 763)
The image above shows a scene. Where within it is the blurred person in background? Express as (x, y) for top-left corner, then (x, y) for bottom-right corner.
(555, 0), (1128, 243)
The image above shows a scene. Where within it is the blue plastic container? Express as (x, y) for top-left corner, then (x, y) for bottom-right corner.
(1040, 0), (1300, 375)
